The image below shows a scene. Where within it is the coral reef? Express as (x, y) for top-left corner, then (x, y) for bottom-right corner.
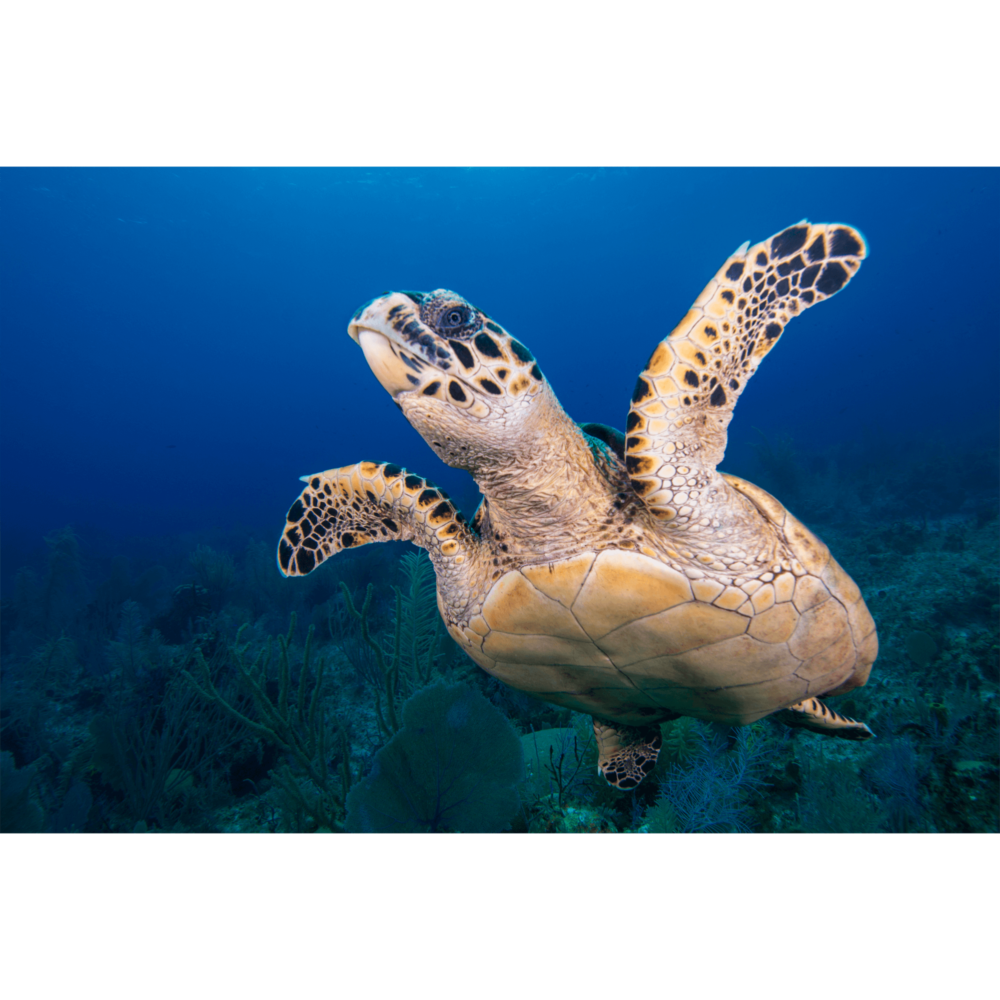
(1, 435), (996, 833)
(345, 683), (523, 833)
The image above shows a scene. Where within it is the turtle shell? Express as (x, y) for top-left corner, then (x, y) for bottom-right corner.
(447, 478), (877, 728)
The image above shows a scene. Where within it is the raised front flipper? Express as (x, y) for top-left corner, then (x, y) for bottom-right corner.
(625, 222), (867, 521)
(593, 719), (663, 789)
(277, 461), (477, 578)
(774, 697), (874, 740)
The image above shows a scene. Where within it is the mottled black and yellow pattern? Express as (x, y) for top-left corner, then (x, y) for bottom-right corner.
(625, 222), (866, 522)
(275, 222), (878, 790)
(278, 461), (474, 577)
(593, 720), (664, 790)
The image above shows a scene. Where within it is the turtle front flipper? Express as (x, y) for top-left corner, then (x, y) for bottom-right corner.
(624, 222), (867, 522)
(774, 697), (874, 740)
(277, 461), (477, 578)
(593, 719), (663, 789)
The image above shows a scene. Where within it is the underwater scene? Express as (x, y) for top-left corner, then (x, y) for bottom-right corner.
(1, 167), (997, 834)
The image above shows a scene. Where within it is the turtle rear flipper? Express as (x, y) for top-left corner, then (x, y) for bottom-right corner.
(593, 719), (663, 789)
(624, 222), (867, 522)
(774, 697), (874, 740)
(277, 461), (476, 577)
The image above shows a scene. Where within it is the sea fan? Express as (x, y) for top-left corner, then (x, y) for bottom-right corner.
(394, 550), (444, 687)
(651, 724), (778, 833)
(345, 683), (524, 832)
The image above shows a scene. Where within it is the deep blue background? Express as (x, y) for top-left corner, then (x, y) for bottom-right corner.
(2, 167), (997, 562)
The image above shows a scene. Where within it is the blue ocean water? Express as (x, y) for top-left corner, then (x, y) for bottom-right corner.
(1, 167), (997, 833)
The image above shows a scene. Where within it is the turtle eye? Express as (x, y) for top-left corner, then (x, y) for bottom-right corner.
(440, 307), (469, 329)
(423, 294), (481, 338)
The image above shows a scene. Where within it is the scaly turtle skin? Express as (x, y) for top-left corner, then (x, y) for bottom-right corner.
(277, 221), (878, 789)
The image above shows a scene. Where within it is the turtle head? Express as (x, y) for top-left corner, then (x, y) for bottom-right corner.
(348, 289), (552, 470)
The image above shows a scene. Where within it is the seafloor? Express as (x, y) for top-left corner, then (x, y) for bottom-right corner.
(2, 435), (997, 833)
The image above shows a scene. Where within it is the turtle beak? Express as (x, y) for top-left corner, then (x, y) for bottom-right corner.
(348, 293), (437, 398)
(356, 329), (417, 398)
(348, 291), (415, 346)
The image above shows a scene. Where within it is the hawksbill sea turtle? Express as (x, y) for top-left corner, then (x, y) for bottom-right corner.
(277, 220), (878, 789)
